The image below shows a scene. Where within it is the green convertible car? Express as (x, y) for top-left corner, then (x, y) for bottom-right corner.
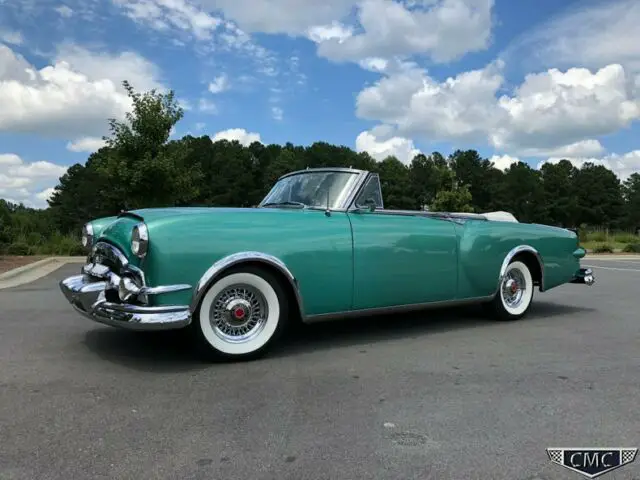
(60, 167), (595, 360)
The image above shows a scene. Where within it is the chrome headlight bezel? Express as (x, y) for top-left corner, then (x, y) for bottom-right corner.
(131, 223), (149, 258)
(81, 223), (94, 249)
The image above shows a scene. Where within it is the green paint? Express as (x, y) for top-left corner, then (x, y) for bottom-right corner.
(87, 205), (581, 316)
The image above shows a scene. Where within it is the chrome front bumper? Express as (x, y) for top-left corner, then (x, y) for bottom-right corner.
(570, 267), (595, 286)
(60, 261), (193, 331)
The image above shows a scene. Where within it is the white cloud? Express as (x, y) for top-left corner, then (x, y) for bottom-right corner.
(490, 64), (640, 154)
(316, 0), (495, 64)
(197, 0), (494, 64)
(111, 0), (222, 41)
(198, 98), (218, 113)
(54, 5), (74, 17)
(355, 127), (421, 164)
(489, 154), (519, 171)
(198, 0), (355, 35)
(54, 43), (164, 92)
(356, 61), (504, 142)
(514, 140), (605, 159)
(208, 73), (229, 93)
(501, 0), (640, 75)
(355, 61), (640, 157)
(0, 154), (68, 208)
(271, 106), (283, 121)
(0, 30), (24, 46)
(66, 137), (107, 153)
(0, 43), (164, 138)
(306, 21), (352, 43)
(210, 128), (261, 146)
(538, 150), (640, 182)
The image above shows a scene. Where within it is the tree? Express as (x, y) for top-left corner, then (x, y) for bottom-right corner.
(98, 81), (203, 209)
(430, 169), (474, 212)
(622, 173), (640, 231)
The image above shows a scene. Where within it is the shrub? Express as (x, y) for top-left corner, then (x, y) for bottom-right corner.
(586, 231), (608, 242)
(592, 243), (614, 253)
(622, 243), (640, 253)
(613, 233), (640, 244)
(6, 242), (30, 255)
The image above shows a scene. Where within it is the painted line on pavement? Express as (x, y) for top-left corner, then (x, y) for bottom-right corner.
(583, 264), (640, 272)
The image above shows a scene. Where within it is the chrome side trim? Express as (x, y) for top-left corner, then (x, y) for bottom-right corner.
(190, 251), (305, 317)
(498, 245), (545, 292)
(140, 284), (192, 295)
(303, 295), (494, 323)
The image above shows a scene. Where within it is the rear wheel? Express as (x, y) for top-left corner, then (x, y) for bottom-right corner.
(484, 260), (534, 321)
(191, 265), (289, 361)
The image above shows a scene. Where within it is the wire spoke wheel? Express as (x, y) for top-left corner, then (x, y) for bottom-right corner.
(488, 260), (534, 320)
(501, 268), (526, 309)
(210, 283), (269, 343)
(194, 266), (290, 360)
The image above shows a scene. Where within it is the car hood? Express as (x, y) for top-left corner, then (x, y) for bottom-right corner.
(127, 206), (257, 221)
(98, 206), (306, 254)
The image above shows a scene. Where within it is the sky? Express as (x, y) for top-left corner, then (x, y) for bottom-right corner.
(1, 0), (640, 208)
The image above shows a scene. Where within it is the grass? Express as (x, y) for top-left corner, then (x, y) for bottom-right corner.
(0, 233), (85, 256)
(581, 230), (640, 253)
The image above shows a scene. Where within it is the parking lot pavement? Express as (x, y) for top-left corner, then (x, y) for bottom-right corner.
(0, 261), (639, 480)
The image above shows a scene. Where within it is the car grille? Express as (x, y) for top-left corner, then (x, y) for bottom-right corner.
(87, 241), (146, 289)
(90, 242), (127, 274)
(82, 241), (150, 305)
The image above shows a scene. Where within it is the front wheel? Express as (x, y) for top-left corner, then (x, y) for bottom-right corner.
(484, 260), (534, 321)
(191, 265), (289, 361)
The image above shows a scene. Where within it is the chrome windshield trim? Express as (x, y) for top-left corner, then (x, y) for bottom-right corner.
(278, 167), (367, 180)
(259, 168), (370, 211)
(344, 171), (379, 211)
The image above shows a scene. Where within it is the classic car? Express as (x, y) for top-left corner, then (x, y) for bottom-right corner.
(60, 167), (595, 361)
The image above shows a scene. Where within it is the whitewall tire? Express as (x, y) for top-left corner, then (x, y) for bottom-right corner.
(486, 260), (534, 321)
(192, 265), (289, 361)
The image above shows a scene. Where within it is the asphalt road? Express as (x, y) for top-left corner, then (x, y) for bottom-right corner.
(0, 259), (639, 480)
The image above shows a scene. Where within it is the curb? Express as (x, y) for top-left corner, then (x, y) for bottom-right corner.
(0, 256), (86, 289)
(0, 257), (59, 281)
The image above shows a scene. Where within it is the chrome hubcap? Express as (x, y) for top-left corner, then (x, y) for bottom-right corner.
(502, 269), (526, 308)
(210, 284), (268, 343)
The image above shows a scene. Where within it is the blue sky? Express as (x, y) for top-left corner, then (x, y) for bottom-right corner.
(1, 0), (640, 207)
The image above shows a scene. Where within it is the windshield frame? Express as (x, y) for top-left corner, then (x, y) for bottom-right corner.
(258, 168), (370, 211)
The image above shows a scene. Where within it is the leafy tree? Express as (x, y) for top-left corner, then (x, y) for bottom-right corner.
(622, 173), (640, 231)
(98, 81), (203, 209)
(430, 169), (474, 212)
(573, 163), (624, 228)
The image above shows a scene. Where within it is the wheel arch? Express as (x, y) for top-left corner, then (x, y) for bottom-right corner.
(189, 251), (305, 321)
(498, 245), (544, 293)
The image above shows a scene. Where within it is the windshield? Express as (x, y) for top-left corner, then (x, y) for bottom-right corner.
(260, 171), (360, 209)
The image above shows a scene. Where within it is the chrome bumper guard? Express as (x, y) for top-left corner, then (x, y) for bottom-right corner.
(60, 262), (193, 331)
(570, 267), (595, 286)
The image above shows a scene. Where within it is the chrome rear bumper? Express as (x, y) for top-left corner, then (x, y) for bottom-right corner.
(60, 259), (193, 331)
(570, 267), (595, 286)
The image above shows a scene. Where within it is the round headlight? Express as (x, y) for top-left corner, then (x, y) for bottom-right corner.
(81, 223), (94, 249)
(131, 223), (149, 258)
